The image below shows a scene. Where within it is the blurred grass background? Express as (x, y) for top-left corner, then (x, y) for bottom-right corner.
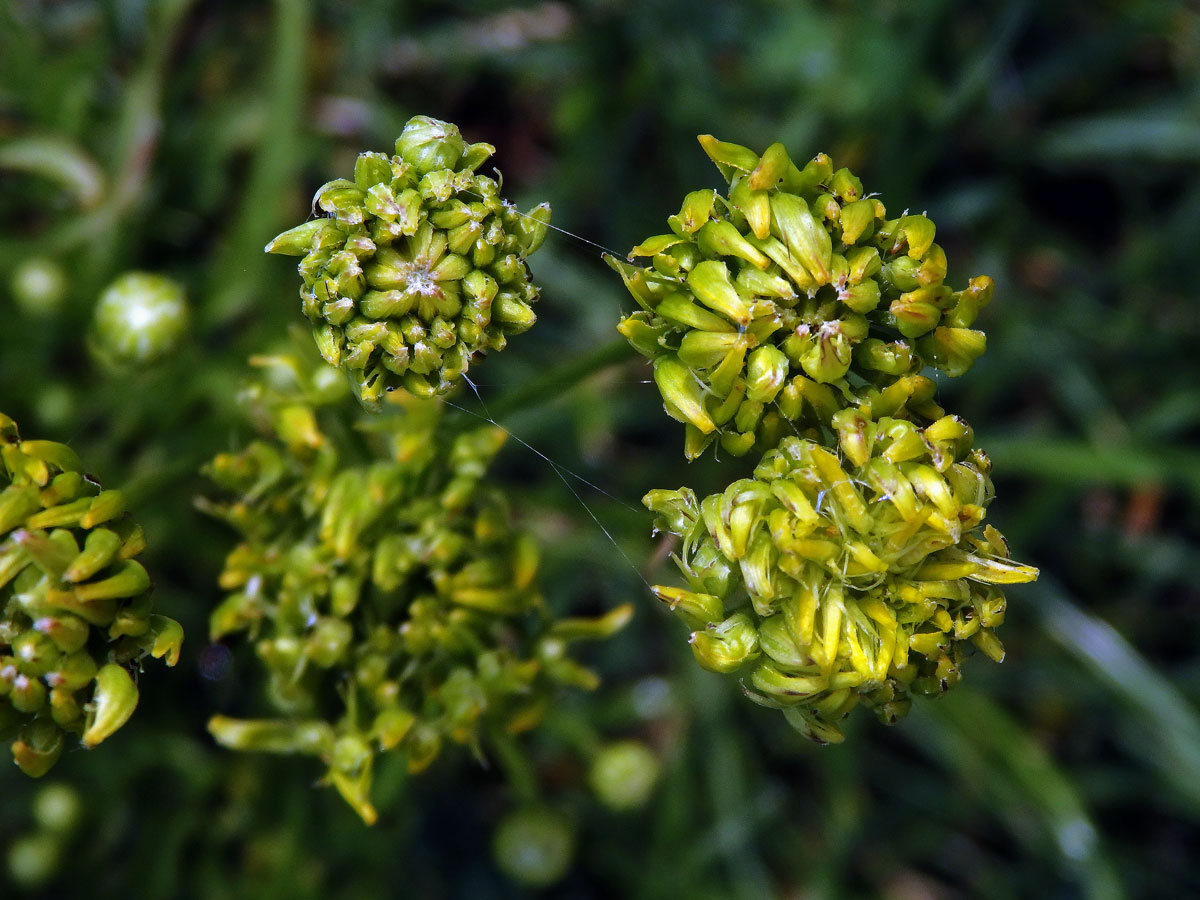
(2, 0), (1199, 896)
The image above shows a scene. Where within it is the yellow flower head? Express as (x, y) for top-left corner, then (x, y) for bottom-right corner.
(612, 136), (993, 460)
(645, 414), (1037, 743)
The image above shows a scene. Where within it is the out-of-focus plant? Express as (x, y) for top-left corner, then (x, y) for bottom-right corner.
(200, 342), (628, 822)
(0, 413), (182, 776)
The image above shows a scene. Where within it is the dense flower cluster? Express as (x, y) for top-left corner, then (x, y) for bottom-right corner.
(646, 417), (1037, 743)
(625, 136), (1037, 741)
(0, 413), (182, 776)
(200, 349), (628, 823)
(267, 116), (550, 408)
(612, 136), (992, 460)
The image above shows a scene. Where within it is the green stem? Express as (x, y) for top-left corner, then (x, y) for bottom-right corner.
(8, 0), (196, 272)
(205, 0), (311, 326)
(488, 727), (540, 805)
(685, 666), (773, 900)
(982, 436), (1200, 502)
(541, 708), (602, 761)
(482, 338), (638, 423)
(918, 687), (1126, 900)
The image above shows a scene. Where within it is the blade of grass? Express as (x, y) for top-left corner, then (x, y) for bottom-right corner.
(6, 0), (196, 273)
(206, 0), (311, 325)
(982, 436), (1200, 503)
(913, 688), (1125, 900)
(801, 732), (865, 900)
(1040, 109), (1200, 162)
(480, 338), (637, 423)
(1031, 578), (1200, 814)
(0, 136), (105, 207)
(687, 666), (774, 900)
(933, 0), (1032, 128)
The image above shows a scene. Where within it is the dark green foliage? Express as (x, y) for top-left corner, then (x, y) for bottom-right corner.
(2, 1), (1198, 897)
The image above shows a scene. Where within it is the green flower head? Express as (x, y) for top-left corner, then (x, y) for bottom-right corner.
(200, 346), (628, 823)
(644, 415), (1036, 744)
(0, 413), (182, 776)
(612, 136), (993, 460)
(267, 115), (551, 410)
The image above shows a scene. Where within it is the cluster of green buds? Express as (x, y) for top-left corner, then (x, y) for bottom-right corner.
(200, 350), (628, 823)
(622, 135), (1038, 741)
(266, 116), (551, 409)
(612, 135), (993, 460)
(0, 413), (182, 776)
(645, 416), (1038, 743)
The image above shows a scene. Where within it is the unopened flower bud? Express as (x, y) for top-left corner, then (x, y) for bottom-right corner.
(80, 663), (138, 748)
(771, 193), (832, 285)
(11, 719), (64, 778)
(690, 612), (760, 673)
(916, 326), (987, 377)
(745, 345), (788, 403)
(589, 741), (660, 811)
(268, 116), (550, 407)
(11, 257), (68, 318)
(90, 272), (189, 370)
(492, 807), (575, 888)
(395, 116), (468, 175)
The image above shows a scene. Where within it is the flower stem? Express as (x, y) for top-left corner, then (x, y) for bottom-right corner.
(483, 338), (637, 423)
(488, 727), (540, 804)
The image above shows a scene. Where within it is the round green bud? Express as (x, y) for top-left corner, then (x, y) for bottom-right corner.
(588, 740), (660, 811)
(492, 807), (575, 888)
(266, 115), (550, 408)
(395, 116), (466, 175)
(33, 383), (76, 431)
(11, 257), (68, 317)
(31, 782), (83, 834)
(90, 272), (189, 369)
(6, 833), (60, 889)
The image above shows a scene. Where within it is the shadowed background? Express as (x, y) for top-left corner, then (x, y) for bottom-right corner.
(1, 0), (1198, 897)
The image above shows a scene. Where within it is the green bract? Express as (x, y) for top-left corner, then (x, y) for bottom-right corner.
(611, 136), (993, 460)
(644, 417), (1037, 744)
(266, 115), (551, 409)
(200, 348), (628, 824)
(0, 412), (183, 776)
